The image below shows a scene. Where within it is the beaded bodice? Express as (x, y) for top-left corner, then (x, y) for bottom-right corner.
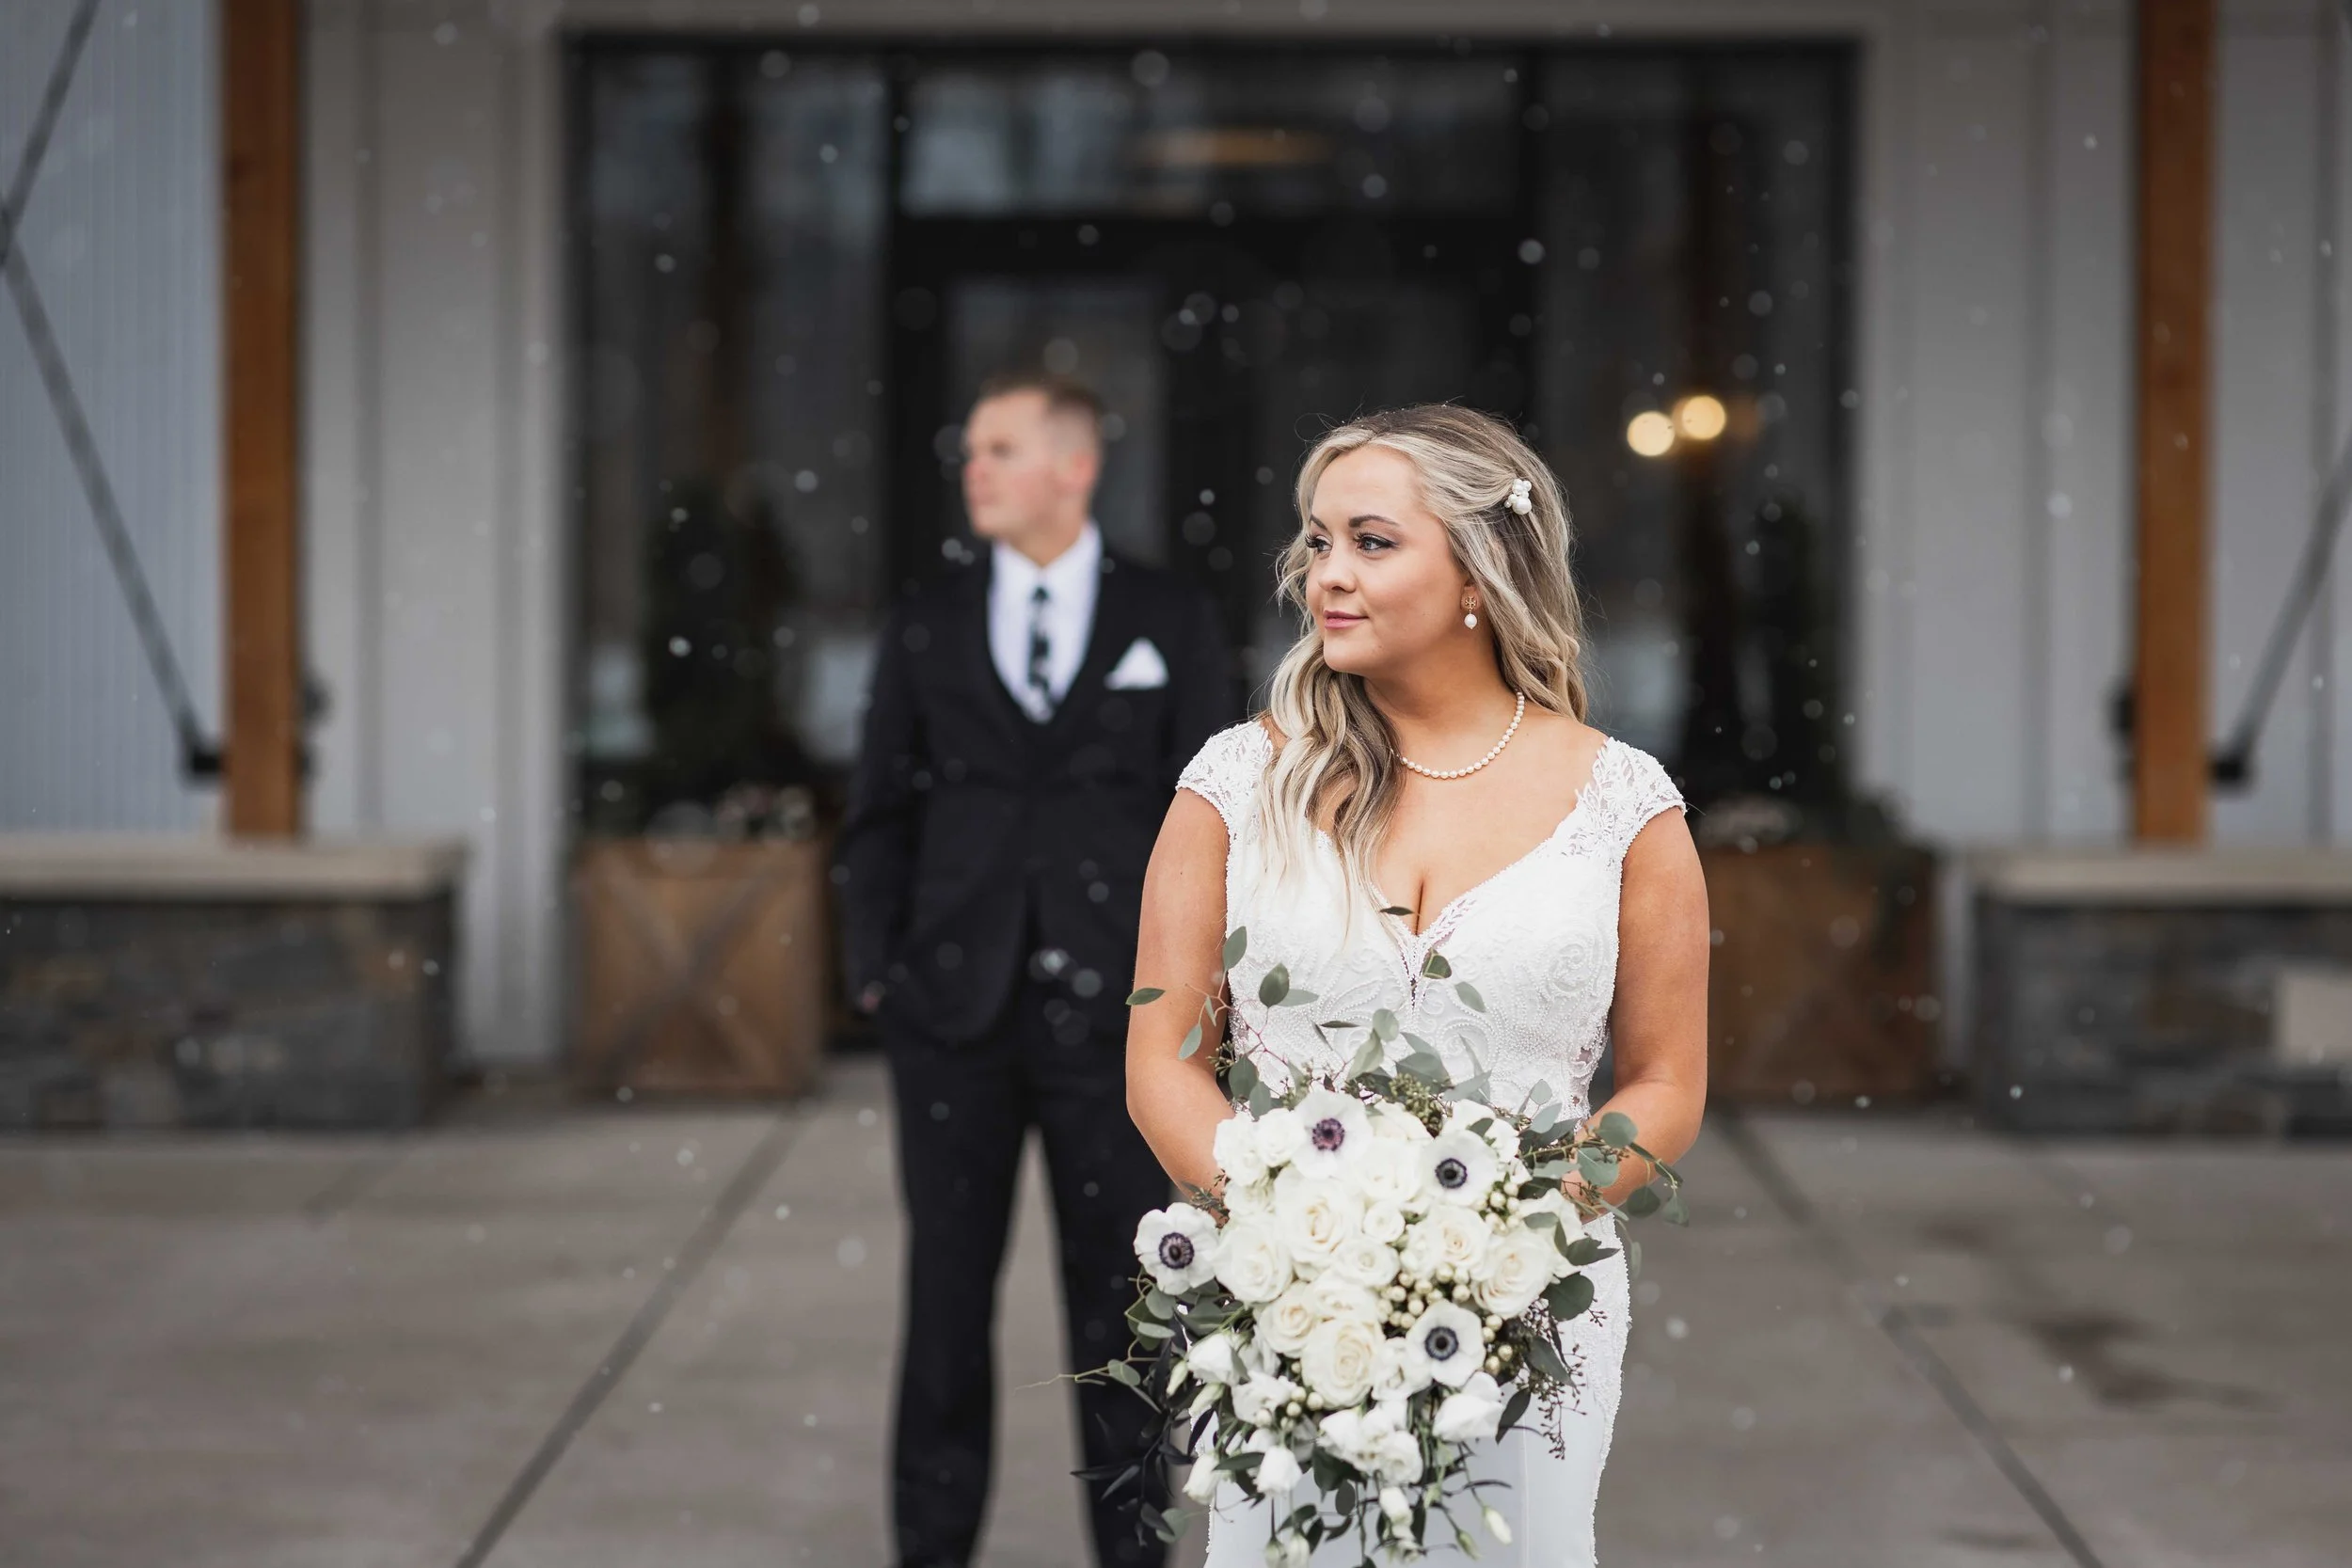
(1177, 721), (1685, 1118)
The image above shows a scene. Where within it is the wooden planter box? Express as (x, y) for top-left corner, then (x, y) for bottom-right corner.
(1699, 843), (1939, 1104)
(572, 838), (827, 1097)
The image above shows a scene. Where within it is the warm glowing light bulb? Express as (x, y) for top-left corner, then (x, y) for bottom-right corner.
(1675, 393), (1727, 441)
(1626, 411), (1677, 458)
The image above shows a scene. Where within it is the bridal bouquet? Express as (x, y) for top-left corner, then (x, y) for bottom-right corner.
(1093, 928), (1687, 1565)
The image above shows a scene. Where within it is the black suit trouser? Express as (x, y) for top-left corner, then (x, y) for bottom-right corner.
(884, 975), (1170, 1568)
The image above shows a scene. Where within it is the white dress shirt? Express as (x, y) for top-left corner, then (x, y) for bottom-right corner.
(987, 523), (1102, 722)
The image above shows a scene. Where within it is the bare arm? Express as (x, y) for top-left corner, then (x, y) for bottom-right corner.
(1585, 809), (1710, 1205)
(1125, 789), (1236, 1193)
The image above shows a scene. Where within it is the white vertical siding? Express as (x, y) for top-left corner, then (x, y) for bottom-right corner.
(0, 0), (219, 832)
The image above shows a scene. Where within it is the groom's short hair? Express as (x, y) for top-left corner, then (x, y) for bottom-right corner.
(973, 370), (1105, 451)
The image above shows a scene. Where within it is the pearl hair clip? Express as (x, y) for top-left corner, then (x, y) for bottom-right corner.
(1504, 478), (1534, 516)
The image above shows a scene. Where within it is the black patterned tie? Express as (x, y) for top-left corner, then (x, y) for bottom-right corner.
(1025, 582), (1055, 720)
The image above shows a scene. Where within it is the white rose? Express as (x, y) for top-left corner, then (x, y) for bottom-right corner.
(1378, 1485), (1411, 1523)
(1483, 1506), (1514, 1545)
(1214, 1218), (1295, 1304)
(1289, 1086), (1375, 1175)
(1421, 1127), (1501, 1207)
(1400, 1206), (1490, 1281)
(1187, 1331), (1240, 1387)
(1134, 1202), (1221, 1292)
(1299, 1316), (1383, 1408)
(1252, 1107), (1311, 1171)
(1268, 1529), (1311, 1568)
(1307, 1273), (1385, 1326)
(1371, 1102), (1432, 1142)
(1231, 1371), (1302, 1428)
(1359, 1199), (1406, 1245)
(1183, 1460), (1225, 1503)
(1253, 1445), (1303, 1496)
(1351, 1136), (1424, 1208)
(1432, 1370), (1507, 1442)
(1272, 1167), (1362, 1271)
(1401, 1302), (1487, 1389)
(1257, 1281), (1322, 1356)
(1213, 1114), (1270, 1188)
(1226, 1175), (1277, 1219)
(1472, 1227), (1555, 1319)
(1328, 1233), (1401, 1291)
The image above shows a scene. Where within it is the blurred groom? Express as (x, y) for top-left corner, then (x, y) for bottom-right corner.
(838, 371), (1233, 1568)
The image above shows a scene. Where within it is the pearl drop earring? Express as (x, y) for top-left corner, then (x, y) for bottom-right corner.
(1463, 608), (1479, 629)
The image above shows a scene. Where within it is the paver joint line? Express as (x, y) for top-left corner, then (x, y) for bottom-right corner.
(450, 1110), (804, 1568)
(1711, 1110), (2110, 1568)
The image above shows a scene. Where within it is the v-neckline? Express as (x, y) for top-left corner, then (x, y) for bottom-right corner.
(1369, 736), (1619, 944)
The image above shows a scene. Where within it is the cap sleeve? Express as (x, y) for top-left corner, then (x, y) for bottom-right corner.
(1566, 739), (1685, 863)
(1177, 721), (1274, 834)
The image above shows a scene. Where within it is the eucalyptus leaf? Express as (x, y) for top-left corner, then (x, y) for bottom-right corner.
(1247, 1080), (1276, 1117)
(1132, 1318), (1173, 1341)
(1276, 988), (1320, 1007)
(1545, 1273), (1596, 1322)
(1562, 1236), (1615, 1267)
(1258, 964), (1290, 1007)
(1319, 1019), (1359, 1031)
(1178, 1023), (1203, 1060)
(1346, 1033), (1387, 1082)
(1145, 1288), (1175, 1318)
(1522, 1334), (1571, 1383)
(1576, 1148), (1620, 1190)
(1663, 1186), (1690, 1227)
(1594, 1110), (1638, 1149)
(1378, 905), (1415, 918)
(1227, 1055), (1261, 1103)
(1126, 987), (1166, 1006)
(1454, 980), (1486, 1013)
(1498, 1386), (1534, 1435)
(1371, 1008), (1400, 1042)
(1621, 1185), (1662, 1219)
(1104, 1358), (1141, 1388)
(1420, 950), (1453, 979)
(1220, 927), (1248, 970)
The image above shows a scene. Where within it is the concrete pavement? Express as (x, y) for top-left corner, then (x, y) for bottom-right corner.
(1, 1055), (2344, 1567)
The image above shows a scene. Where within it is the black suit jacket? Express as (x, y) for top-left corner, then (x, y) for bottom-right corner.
(836, 548), (1235, 1044)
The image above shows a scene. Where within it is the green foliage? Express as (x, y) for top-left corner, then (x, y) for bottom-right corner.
(1178, 1023), (1203, 1060)
(1421, 950), (1453, 979)
(1259, 964), (1290, 1006)
(1594, 1110), (1638, 1148)
(1126, 987), (1166, 1006)
(1454, 980), (1486, 1013)
(1544, 1274), (1596, 1322)
(1220, 927), (1249, 970)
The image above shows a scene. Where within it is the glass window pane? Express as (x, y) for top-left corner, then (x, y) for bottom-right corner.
(575, 51), (889, 832)
(901, 54), (1519, 217)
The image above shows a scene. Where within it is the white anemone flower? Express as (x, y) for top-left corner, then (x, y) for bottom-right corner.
(1421, 1127), (1500, 1207)
(1401, 1301), (1488, 1388)
(1289, 1086), (1374, 1175)
(1134, 1202), (1220, 1291)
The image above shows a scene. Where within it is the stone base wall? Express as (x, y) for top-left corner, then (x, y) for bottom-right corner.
(1976, 899), (2352, 1135)
(0, 895), (456, 1130)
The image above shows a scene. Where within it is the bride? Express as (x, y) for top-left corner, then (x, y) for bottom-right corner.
(1123, 405), (1709, 1566)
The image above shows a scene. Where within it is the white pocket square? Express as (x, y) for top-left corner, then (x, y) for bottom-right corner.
(1103, 637), (1170, 690)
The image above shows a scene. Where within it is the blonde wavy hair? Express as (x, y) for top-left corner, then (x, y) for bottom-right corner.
(1259, 404), (1592, 891)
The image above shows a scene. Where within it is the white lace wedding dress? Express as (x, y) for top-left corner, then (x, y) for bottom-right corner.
(1175, 721), (1685, 1568)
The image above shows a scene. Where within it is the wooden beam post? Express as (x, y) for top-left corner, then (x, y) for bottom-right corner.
(2131, 0), (2217, 842)
(221, 0), (303, 837)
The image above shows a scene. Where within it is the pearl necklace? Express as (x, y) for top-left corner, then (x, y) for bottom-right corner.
(1395, 691), (1527, 781)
